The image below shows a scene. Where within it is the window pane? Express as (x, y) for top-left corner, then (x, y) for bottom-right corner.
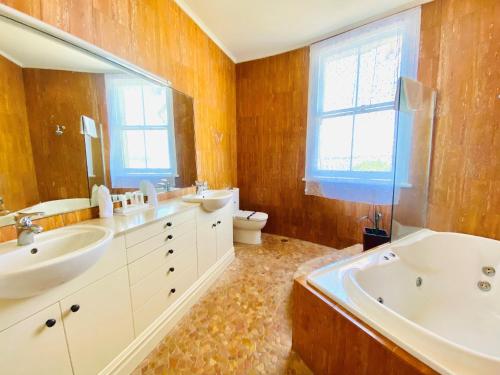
(317, 116), (353, 171)
(122, 86), (144, 126)
(143, 85), (168, 126)
(145, 130), (170, 169)
(352, 110), (395, 172)
(322, 51), (357, 112)
(123, 130), (146, 168)
(357, 35), (401, 106)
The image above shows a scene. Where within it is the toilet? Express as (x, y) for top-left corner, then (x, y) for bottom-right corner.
(231, 188), (268, 244)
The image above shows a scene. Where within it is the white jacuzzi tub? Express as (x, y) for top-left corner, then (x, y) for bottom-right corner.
(307, 229), (500, 374)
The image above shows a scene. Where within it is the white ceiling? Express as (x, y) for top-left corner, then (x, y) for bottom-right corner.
(175, 0), (431, 63)
(0, 17), (121, 73)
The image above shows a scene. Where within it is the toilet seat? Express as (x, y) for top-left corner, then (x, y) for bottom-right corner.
(234, 210), (268, 222)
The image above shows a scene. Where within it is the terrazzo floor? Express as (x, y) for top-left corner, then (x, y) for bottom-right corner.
(132, 233), (362, 375)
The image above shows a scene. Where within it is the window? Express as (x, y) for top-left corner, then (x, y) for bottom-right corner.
(106, 75), (177, 188)
(305, 8), (420, 203)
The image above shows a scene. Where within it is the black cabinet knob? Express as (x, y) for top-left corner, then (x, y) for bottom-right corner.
(164, 222), (172, 228)
(45, 319), (56, 328)
(70, 304), (80, 313)
(212, 223), (217, 228)
(166, 249), (174, 256)
(165, 234), (173, 240)
(169, 288), (176, 294)
(168, 267), (175, 273)
(217, 220), (221, 225)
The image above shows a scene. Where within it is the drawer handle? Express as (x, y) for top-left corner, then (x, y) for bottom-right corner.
(169, 288), (176, 295)
(165, 234), (173, 241)
(45, 319), (57, 328)
(166, 249), (174, 256)
(164, 222), (172, 228)
(217, 220), (221, 225)
(167, 267), (175, 273)
(70, 304), (80, 313)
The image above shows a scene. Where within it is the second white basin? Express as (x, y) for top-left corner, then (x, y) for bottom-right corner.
(0, 225), (113, 299)
(182, 190), (232, 212)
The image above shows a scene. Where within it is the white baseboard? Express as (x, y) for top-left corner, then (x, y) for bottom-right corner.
(100, 248), (235, 375)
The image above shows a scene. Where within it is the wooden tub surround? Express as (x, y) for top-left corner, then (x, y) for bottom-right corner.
(292, 277), (437, 375)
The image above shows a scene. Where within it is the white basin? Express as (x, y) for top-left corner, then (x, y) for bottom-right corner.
(0, 225), (113, 299)
(182, 190), (232, 212)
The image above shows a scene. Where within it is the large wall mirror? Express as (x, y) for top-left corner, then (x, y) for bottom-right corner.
(0, 15), (197, 227)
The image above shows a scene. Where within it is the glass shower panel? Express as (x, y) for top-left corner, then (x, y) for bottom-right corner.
(391, 77), (436, 241)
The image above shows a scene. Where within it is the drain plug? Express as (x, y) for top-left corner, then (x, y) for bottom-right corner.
(416, 277), (423, 287)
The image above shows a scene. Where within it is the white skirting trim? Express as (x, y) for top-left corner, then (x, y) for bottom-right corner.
(100, 248), (235, 375)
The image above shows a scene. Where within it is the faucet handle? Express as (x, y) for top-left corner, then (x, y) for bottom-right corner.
(15, 212), (45, 227)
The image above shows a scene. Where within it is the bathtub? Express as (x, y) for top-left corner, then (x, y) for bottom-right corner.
(307, 229), (500, 374)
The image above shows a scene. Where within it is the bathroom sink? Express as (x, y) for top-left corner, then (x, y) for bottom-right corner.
(0, 225), (113, 299)
(182, 190), (232, 212)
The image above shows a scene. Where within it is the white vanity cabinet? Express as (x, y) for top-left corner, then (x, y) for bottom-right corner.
(0, 203), (234, 375)
(60, 267), (134, 375)
(197, 202), (233, 275)
(0, 303), (73, 374)
(124, 209), (199, 335)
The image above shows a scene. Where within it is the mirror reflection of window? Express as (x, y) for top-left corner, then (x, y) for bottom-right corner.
(105, 75), (177, 188)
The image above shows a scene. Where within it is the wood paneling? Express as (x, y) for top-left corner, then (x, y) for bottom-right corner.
(236, 49), (391, 248)
(236, 0), (499, 247)
(0, 0), (237, 189)
(0, 56), (39, 212)
(172, 90), (197, 187)
(0, 0), (236, 241)
(292, 277), (437, 374)
(423, 0), (500, 238)
(22, 69), (106, 201)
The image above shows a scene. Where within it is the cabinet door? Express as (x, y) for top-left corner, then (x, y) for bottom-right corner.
(0, 303), (72, 375)
(216, 205), (234, 259)
(60, 267), (134, 375)
(197, 220), (217, 276)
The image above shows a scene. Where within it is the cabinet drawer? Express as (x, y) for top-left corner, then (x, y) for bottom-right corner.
(133, 265), (197, 335)
(126, 219), (195, 263)
(129, 231), (196, 285)
(125, 209), (195, 248)
(130, 246), (197, 310)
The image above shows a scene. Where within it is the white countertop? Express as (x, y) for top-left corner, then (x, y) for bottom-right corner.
(83, 198), (199, 236)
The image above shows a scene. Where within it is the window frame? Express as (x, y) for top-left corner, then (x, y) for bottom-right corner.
(106, 75), (177, 187)
(306, 12), (419, 186)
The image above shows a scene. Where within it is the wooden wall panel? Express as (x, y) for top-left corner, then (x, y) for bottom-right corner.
(423, 0), (500, 239)
(236, 0), (499, 248)
(236, 49), (391, 248)
(0, 56), (39, 211)
(0, 0), (237, 189)
(22, 69), (105, 201)
(0, 0), (236, 241)
(172, 90), (197, 187)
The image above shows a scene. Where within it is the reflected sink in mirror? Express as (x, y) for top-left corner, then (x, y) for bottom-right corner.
(0, 198), (91, 227)
(0, 225), (113, 299)
(182, 190), (233, 212)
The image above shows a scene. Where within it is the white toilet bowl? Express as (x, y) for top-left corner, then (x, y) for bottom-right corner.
(230, 188), (268, 245)
(233, 210), (268, 245)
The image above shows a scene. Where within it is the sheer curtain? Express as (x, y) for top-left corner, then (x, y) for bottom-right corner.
(305, 7), (421, 205)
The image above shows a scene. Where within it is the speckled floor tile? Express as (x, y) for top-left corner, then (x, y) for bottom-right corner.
(132, 233), (362, 375)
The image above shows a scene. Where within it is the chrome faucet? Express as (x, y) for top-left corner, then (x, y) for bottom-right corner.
(15, 212), (44, 246)
(195, 180), (208, 195)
